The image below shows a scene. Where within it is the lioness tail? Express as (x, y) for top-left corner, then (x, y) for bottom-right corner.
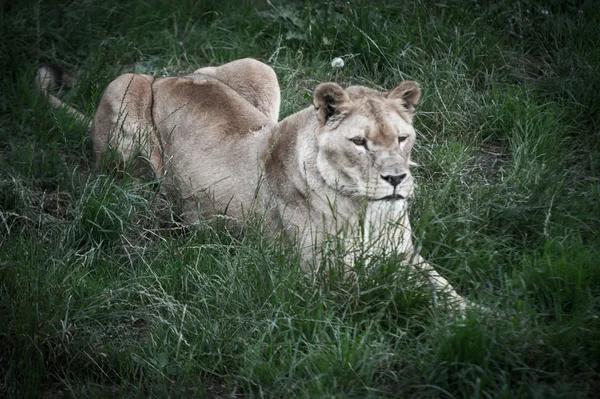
(36, 65), (90, 125)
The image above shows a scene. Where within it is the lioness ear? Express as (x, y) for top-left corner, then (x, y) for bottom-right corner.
(313, 83), (352, 125)
(387, 81), (421, 113)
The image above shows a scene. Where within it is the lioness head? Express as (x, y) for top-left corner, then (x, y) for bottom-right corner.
(312, 81), (421, 202)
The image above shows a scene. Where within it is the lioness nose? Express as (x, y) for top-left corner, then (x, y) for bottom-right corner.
(381, 173), (406, 188)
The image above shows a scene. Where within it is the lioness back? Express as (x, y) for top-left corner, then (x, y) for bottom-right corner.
(192, 58), (280, 123)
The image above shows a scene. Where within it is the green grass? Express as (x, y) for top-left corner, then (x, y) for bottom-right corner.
(2, 0), (599, 397)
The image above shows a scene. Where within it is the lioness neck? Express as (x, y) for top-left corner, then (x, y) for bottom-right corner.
(264, 108), (359, 234)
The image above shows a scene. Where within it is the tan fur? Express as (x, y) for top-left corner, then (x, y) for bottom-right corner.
(37, 58), (469, 313)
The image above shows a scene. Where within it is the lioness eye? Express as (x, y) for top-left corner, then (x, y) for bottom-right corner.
(349, 137), (367, 147)
(398, 136), (408, 143)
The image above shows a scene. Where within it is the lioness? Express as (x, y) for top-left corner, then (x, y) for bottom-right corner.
(38, 58), (469, 312)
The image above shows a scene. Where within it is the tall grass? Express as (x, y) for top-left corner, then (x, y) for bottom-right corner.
(1, 0), (599, 397)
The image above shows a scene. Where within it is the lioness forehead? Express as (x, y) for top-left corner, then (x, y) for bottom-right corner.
(354, 98), (411, 147)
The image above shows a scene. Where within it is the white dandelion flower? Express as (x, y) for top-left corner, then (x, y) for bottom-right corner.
(331, 57), (344, 68)
(540, 9), (549, 15)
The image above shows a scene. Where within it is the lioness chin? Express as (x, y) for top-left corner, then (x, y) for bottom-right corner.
(38, 58), (470, 313)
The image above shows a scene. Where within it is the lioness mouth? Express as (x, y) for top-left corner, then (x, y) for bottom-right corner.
(373, 194), (405, 201)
